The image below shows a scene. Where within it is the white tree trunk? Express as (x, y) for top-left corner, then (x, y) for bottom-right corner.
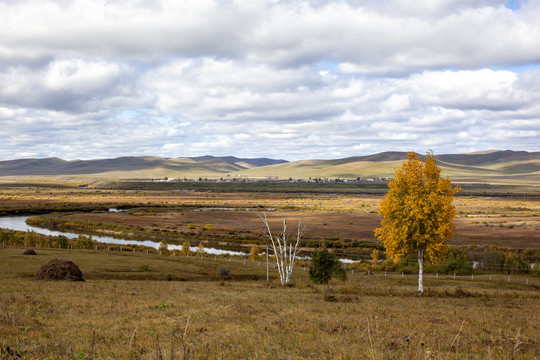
(418, 248), (424, 295)
(258, 212), (305, 285)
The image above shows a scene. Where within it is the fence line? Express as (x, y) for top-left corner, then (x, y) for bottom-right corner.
(3, 242), (539, 287)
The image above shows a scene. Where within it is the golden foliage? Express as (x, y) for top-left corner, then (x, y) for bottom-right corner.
(196, 242), (206, 256)
(158, 239), (169, 255)
(249, 245), (260, 261)
(375, 152), (460, 263)
(371, 249), (380, 265)
(181, 240), (192, 256)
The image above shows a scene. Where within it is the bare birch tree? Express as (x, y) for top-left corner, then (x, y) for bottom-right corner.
(258, 212), (305, 285)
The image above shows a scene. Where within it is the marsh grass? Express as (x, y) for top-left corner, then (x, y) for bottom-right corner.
(1, 186), (539, 253)
(0, 246), (538, 359)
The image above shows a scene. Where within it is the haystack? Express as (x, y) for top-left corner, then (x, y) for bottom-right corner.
(23, 248), (37, 255)
(34, 258), (85, 281)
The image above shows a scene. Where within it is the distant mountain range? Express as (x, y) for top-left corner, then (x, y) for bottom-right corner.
(1, 151), (539, 185)
(0, 155), (287, 177)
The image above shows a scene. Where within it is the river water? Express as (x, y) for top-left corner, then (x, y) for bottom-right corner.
(0, 215), (246, 256)
(0, 214), (359, 262)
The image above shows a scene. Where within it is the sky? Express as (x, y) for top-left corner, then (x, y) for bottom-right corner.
(0, 0), (539, 162)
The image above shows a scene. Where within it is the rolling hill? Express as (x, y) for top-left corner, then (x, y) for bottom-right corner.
(234, 151), (540, 183)
(0, 151), (539, 185)
(0, 155), (287, 178)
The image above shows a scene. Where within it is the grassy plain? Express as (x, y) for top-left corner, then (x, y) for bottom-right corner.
(1, 183), (538, 253)
(1, 246), (539, 359)
(0, 182), (539, 358)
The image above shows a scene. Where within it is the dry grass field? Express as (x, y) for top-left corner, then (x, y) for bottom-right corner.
(0, 182), (539, 359)
(1, 246), (539, 360)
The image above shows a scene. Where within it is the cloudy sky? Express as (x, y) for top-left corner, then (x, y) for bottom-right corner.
(1, 0), (539, 161)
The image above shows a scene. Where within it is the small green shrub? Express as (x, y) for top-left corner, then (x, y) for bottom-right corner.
(309, 248), (346, 284)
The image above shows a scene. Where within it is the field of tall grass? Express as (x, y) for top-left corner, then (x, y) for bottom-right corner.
(1, 246), (538, 359)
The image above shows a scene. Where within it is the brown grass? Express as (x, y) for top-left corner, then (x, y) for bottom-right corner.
(0, 246), (539, 359)
(1, 186), (539, 252)
(0, 183), (539, 358)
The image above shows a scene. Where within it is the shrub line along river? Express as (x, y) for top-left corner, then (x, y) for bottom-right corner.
(0, 212), (357, 262)
(0, 214), (246, 256)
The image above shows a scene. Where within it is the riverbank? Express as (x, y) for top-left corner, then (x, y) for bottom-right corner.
(0, 215), (248, 256)
(1, 183), (539, 268)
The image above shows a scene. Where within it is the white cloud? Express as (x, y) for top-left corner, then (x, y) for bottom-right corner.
(383, 94), (410, 113)
(1, 0), (539, 71)
(0, 0), (539, 161)
(409, 70), (526, 110)
(44, 59), (122, 93)
(0, 58), (139, 112)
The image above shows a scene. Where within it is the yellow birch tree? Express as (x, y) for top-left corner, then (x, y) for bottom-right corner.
(371, 249), (380, 265)
(249, 245), (260, 261)
(196, 242), (206, 257)
(180, 240), (191, 256)
(159, 239), (169, 255)
(375, 152), (460, 294)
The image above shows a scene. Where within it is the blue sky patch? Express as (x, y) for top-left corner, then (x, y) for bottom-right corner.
(505, 0), (524, 11)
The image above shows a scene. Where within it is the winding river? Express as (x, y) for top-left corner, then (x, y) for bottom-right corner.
(0, 212), (358, 262)
(0, 215), (247, 256)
